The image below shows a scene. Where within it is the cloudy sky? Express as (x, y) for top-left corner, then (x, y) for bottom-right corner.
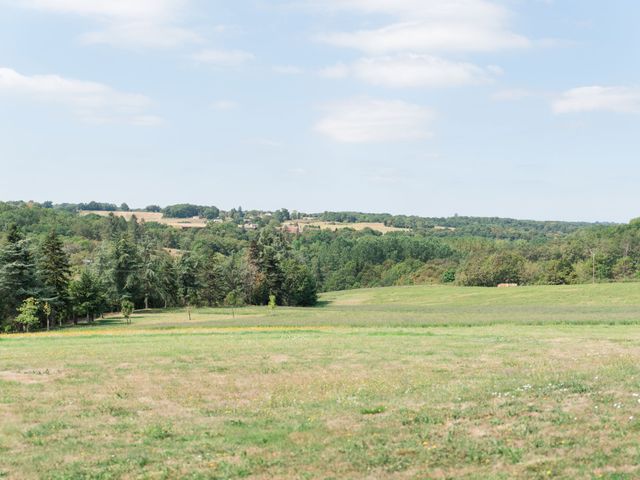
(0, 0), (638, 222)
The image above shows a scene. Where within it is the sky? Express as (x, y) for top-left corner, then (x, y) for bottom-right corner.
(0, 0), (639, 222)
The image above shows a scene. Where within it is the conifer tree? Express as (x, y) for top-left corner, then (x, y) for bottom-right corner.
(39, 230), (71, 324)
(0, 225), (37, 319)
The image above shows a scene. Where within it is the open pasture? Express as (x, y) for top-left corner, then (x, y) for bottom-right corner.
(2, 284), (640, 479)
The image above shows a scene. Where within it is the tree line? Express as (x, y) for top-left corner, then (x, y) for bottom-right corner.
(2, 201), (640, 332)
(0, 217), (316, 332)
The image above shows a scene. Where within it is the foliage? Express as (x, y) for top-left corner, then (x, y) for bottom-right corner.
(2, 200), (640, 331)
(121, 299), (134, 325)
(14, 297), (40, 332)
(163, 204), (220, 219)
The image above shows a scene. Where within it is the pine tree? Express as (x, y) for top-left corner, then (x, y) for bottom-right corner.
(157, 255), (179, 308)
(112, 234), (141, 305)
(140, 238), (159, 309)
(200, 253), (226, 306)
(39, 230), (71, 324)
(69, 269), (108, 323)
(178, 253), (201, 306)
(0, 225), (37, 319)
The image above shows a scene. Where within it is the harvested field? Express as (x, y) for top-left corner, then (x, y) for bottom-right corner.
(80, 210), (208, 228)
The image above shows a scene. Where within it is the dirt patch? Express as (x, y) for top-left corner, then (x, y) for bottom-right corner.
(0, 369), (62, 384)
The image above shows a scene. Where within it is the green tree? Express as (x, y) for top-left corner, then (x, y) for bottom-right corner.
(69, 270), (108, 324)
(121, 299), (134, 325)
(42, 301), (52, 331)
(0, 225), (38, 320)
(248, 228), (288, 304)
(224, 291), (242, 318)
(178, 253), (201, 306)
(157, 255), (179, 308)
(268, 294), (277, 313)
(282, 259), (318, 306)
(38, 230), (71, 325)
(15, 297), (40, 332)
(112, 235), (141, 306)
(200, 253), (227, 306)
(139, 238), (160, 309)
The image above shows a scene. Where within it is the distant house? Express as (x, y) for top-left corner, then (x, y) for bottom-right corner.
(243, 223), (258, 230)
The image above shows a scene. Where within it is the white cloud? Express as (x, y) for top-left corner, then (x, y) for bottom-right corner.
(0, 67), (160, 125)
(315, 0), (529, 54)
(17, 0), (199, 48)
(553, 86), (640, 114)
(315, 97), (434, 143)
(192, 49), (255, 67)
(328, 54), (496, 88)
(273, 65), (304, 75)
(314, 0), (506, 22)
(320, 22), (529, 54)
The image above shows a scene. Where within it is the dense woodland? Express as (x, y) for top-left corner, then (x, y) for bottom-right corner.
(0, 200), (638, 332)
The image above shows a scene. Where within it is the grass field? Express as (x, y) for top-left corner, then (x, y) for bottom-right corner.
(2, 284), (640, 479)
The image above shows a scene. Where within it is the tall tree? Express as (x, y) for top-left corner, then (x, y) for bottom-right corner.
(38, 230), (71, 325)
(157, 255), (179, 308)
(69, 269), (108, 323)
(200, 253), (227, 306)
(112, 234), (141, 305)
(0, 225), (38, 319)
(178, 253), (201, 306)
(248, 228), (288, 304)
(139, 238), (159, 309)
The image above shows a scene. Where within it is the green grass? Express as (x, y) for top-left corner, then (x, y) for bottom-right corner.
(2, 283), (640, 478)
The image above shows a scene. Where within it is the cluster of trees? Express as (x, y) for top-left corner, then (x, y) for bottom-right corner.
(0, 214), (316, 332)
(316, 211), (593, 241)
(3, 201), (640, 332)
(162, 204), (220, 219)
(293, 230), (455, 291)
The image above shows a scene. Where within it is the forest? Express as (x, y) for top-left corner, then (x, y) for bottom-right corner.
(1, 200), (638, 332)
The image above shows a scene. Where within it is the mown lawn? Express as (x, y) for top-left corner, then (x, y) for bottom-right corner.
(2, 284), (640, 479)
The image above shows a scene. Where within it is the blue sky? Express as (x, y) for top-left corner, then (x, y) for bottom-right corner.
(0, 0), (639, 222)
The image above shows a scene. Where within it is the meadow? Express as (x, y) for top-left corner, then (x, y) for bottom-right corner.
(2, 284), (640, 479)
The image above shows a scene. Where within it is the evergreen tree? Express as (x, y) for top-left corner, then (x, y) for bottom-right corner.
(157, 255), (179, 308)
(140, 238), (159, 309)
(178, 253), (201, 306)
(38, 230), (71, 324)
(0, 225), (38, 319)
(200, 253), (227, 306)
(248, 228), (288, 304)
(112, 234), (141, 305)
(69, 269), (108, 323)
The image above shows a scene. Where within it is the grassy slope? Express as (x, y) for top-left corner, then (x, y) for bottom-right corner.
(1, 284), (640, 479)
